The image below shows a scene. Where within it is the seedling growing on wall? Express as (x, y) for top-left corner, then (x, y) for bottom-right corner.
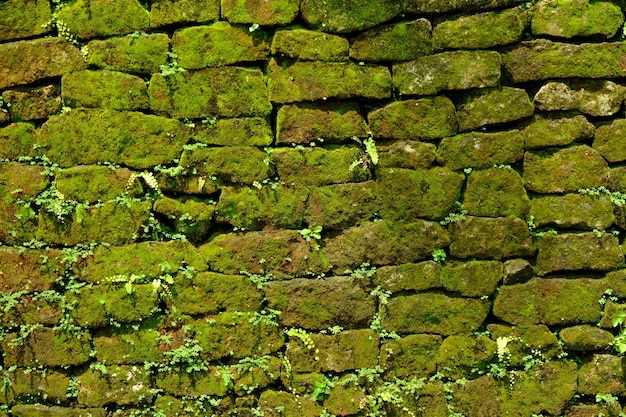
(299, 225), (322, 242)
(432, 249), (447, 264)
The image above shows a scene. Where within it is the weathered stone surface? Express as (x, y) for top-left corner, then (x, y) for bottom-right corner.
(271, 29), (349, 61)
(529, 193), (615, 230)
(276, 102), (367, 144)
(324, 220), (450, 272)
(594, 120), (626, 163)
(536, 232), (623, 275)
(172, 22), (269, 69)
(2, 327), (91, 367)
(449, 216), (534, 259)
(433, 7), (527, 50)
(2, 85), (61, 121)
(265, 276), (375, 330)
(521, 114), (595, 149)
(449, 375), (502, 417)
(437, 130), (524, 170)
(383, 293), (490, 335)
(456, 87), (534, 131)
(222, 0), (299, 25)
(368, 97), (458, 140)
(0, 248), (60, 294)
(268, 59), (391, 103)
(56, 165), (142, 203)
(493, 278), (605, 326)
(559, 325), (614, 351)
(578, 354), (626, 395)
(1, 369), (69, 405)
(0, 294), (63, 327)
(193, 117), (272, 146)
(62, 70), (149, 111)
(404, 0), (523, 14)
(324, 377), (367, 415)
(441, 261), (502, 297)
(11, 406), (106, 417)
(272, 147), (369, 186)
(532, 0), (624, 39)
(394, 51), (500, 96)
(376, 167), (464, 221)
(156, 368), (228, 397)
(286, 329), (379, 372)
(464, 167), (530, 218)
(87, 33), (170, 75)
(77, 366), (154, 407)
(153, 196), (215, 243)
(0, 122), (38, 159)
(231, 356), (281, 396)
(378, 140), (437, 169)
(0, 0), (51, 42)
(259, 390), (323, 417)
(488, 324), (563, 364)
(150, 0), (218, 26)
(0, 38), (86, 89)
(57, 0), (150, 40)
(374, 261), (441, 293)
(301, 0), (401, 33)
(380, 334), (442, 379)
(534, 80), (626, 117)
(94, 323), (164, 364)
(502, 40), (626, 82)
(523, 146), (609, 193)
(437, 335), (496, 379)
(609, 166), (626, 192)
(564, 404), (621, 417)
(39, 109), (189, 169)
(351, 19), (432, 62)
(149, 68), (271, 118)
(503, 258), (535, 285)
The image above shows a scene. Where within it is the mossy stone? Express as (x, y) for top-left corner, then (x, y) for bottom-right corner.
(0, 0), (51, 42)
(0, 38), (86, 89)
(532, 0), (624, 39)
(93, 322), (164, 364)
(2, 327), (91, 367)
(449, 216), (534, 260)
(578, 354), (626, 395)
(193, 117), (273, 146)
(394, 51), (501, 96)
(368, 97), (458, 140)
(438, 130), (524, 170)
(324, 377), (366, 415)
(57, 0), (150, 40)
(521, 114), (595, 149)
(221, 0), (299, 25)
(559, 325), (614, 351)
(150, 0), (219, 27)
(271, 29), (349, 61)
(62, 70), (148, 111)
(350, 19), (432, 62)
(534, 80), (626, 117)
(77, 365), (154, 407)
(404, 0), (522, 13)
(156, 368), (228, 396)
(437, 335), (496, 379)
(231, 356), (281, 396)
(258, 390), (322, 417)
(493, 278), (605, 326)
(456, 86), (534, 131)
(487, 323), (563, 365)
(11, 406), (106, 417)
(264, 276), (375, 330)
(594, 120), (626, 163)
(378, 140), (437, 169)
(268, 59), (391, 103)
(376, 167), (464, 221)
(2, 369), (69, 405)
(153, 196), (214, 242)
(609, 166), (626, 192)
(0, 122), (38, 159)
(300, 0), (401, 33)
(529, 193), (615, 230)
(464, 167), (530, 217)
(2, 85), (61, 121)
(450, 375), (502, 417)
(56, 165), (143, 203)
(440, 260), (503, 297)
(0, 294), (63, 327)
(276, 102), (367, 144)
(86, 33), (169, 75)
(523, 145), (609, 193)
(380, 334), (443, 379)
(374, 261), (441, 293)
(382, 292), (490, 335)
(172, 22), (269, 69)
(149, 68), (272, 118)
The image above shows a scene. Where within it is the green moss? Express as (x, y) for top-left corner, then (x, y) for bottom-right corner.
(559, 325), (614, 351)
(374, 261), (441, 293)
(437, 335), (496, 379)
(193, 117), (273, 146)
(464, 167), (530, 217)
(529, 193), (615, 230)
(259, 390), (323, 417)
(300, 0), (401, 33)
(521, 114), (595, 149)
(0, 0), (51, 42)
(94, 320), (164, 364)
(0, 123), (37, 159)
(222, 0), (299, 25)
(156, 368), (228, 396)
(153, 196), (214, 242)
(380, 334), (442, 379)
(2, 327), (91, 367)
(350, 19), (432, 62)
(61, 70), (149, 110)
(56, 166), (143, 203)
(271, 29), (349, 61)
(456, 86), (534, 131)
(2, 85), (61, 121)
(87, 33), (169, 75)
(441, 260), (503, 297)
(150, 0), (219, 27)
(77, 365), (154, 407)
(2, 369), (69, 404)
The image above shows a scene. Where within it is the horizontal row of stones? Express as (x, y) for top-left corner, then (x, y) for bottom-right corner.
(1, 0), (621, 41)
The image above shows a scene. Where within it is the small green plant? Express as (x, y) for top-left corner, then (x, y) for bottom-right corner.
(311, 379), (332, 401)
(612, 310), (626, 354)
(432, 248), (447, 264)
(526, 215), (558, 238)
(240, 270), (273, 289)
(579, 186), (626, 207)
(299, 225), (322, 242)
(440, 201), (467, 225)
(160, 52), (186, 76)
(349, 262), (377, 279)
(350, 135), (379, 171)
(286, 328), (315, 350)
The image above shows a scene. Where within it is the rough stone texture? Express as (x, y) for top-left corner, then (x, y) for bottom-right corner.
(77, 366), (154, 407)
(149, 68), (272, 118)
(502, 40), (626, 82)
(172, 22), (269, 69)
(374, 261), (442, 293)
(150, 0), (219, 27)
(532, 0), (624, 39)
(1, 369), (69, 405)
(2, 327), (91, 367)
(156, 367), (228, 397)
(267, 59), (391, 103)
(529, 194), (615, 230)
(0, 248), (60, 294)
(300, 0), (401, 33)
(536, 232), (623, 275)
(0, 38), (87, 89)
(2, 86), (61, 121)
(0, 0), (51, 42)
(62, 70), (149, 111)
(192, 117), (273, 146)
(578, 354), (626, 395)
(259, 390), (323, 417)
(276, 102), (367, 144)
(153, 197), (215, 243)
(0, 123), (39, 159)
(521, 114), (595, 149)
(86, 33), (170, 75)
(11, 406), (106, 417)
(368, 97), (458, 140)
(393, 51), (501, 96)
(523, 145), (609, 193)
(271, 29), (349, 61)
(404, 0), (523, 14)
(57, 0), (150, 40)
(440, 261), (503, 297)
(594, 120), (626, 163)
(456, 87), (534, 131)
(93, 323), (164, 364)
(463, 167), (530, 218)
(559, 325), (615, 351)
(438, 130), (524, 170)
(488, 324), (564, 364)
(382, 293), (490, 335)
(449, 216), (534, 260)
(380, 334), (442, 379)
(378, 140), (437, 169)
(433, 7), (527, 50)
(350, 19), (432, 62)
(222, 0), (299, 25)
(56, 165), (142, 203)
(534, 80), (626, 117)
(608, 166), (626, 192)
(493, 278), (606, 326)
(436, 335), (496, 379)
(503, 258), (535, 285)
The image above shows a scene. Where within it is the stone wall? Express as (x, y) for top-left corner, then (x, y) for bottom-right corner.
(1, 0), (626, 416)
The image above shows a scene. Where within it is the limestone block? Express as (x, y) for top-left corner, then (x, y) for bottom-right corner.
(150, 0), (219, 27)
(300, 0), (401, 33)
(374, 261), (441, 293)
(456, 87), (534, 131)
(463, 167), (530, 218)
(578, 354), (626, 395)
(271, 29), (349, 61)
(193, 117), (273, 146)
(440, 260), (503, 297)
(521, 114), (595, 149)
(87, 33), (169, 75)
(0, 0), (51, 42)
(156, 368), (228, 396)
(2, 327), (91, 367)
(56, 165), (142, 204)
(0, 123), (39, 159)
(380, 334), (443, 379)
(529, 193), (615, 230)
(437, 130), (524, 170)
(350, 19), (432, 62)
(436, 335), (496, 379)
(77, 365), (154, 407)
(94, 324), (164, 364)
(2, 85), (61, 121)
(559, 325), (614, 351)
(378, 140), (437, 169)
(594, 120), (626, 163)
(534, 80), (626, 117)
(62, 70), (149, 111)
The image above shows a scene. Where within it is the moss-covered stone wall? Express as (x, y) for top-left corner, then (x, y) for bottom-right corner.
(1, 0), (626, 416)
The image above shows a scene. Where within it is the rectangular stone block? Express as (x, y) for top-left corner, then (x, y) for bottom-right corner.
(87, 33), (169, 75)
(437, 130), (524, 170)
(272, 29), (349, 61)
(156, 368), (228, 397)
(374, 261), (441, 293)
(150, 0), (220, 27)
(351, 19), (432, 62)
(521, 114), (595, 149)
(440, 260), (503, 297)
(62, 70), (149, 111)
(0, 0), (51, 42)
(404, 0), (522, 13)
(456, 86), (534, 131)
(0, 248), (61, 293)
(192, 117), (273, 146)
(3, 327), (91, 367)
(529, 194), (615, 230)
(94, 324), (164, 364)
(2, 85), (61, 121)
(463, 167), (530, 218)
(222, 0), (300, 25)
(77, 365), (154, 407)
(11, 405), (106, 417)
